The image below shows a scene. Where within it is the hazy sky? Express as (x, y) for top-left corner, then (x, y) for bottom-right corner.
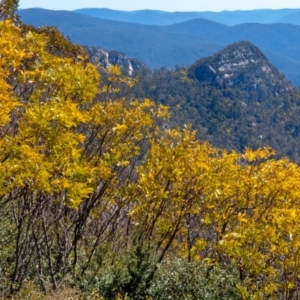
(19, 0), (300, 12)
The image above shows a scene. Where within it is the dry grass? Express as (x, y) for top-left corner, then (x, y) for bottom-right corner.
(4, 281), (103, 300)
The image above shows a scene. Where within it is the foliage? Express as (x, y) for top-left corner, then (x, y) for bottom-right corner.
(2, 6), (300, 300)
(148, 259), (240, 300)
(81, 246), (157, 300)
(0, 0), (19, 21)
(132, 66), (300, 164)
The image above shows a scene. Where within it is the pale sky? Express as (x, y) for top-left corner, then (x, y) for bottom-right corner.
(18, 0), (300, 12)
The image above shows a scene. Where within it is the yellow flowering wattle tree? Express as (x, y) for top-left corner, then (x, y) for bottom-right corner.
(0, 11), (170, 294)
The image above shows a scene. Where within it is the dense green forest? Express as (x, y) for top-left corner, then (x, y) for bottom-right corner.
(131, 60), (300, 163)
(3, 1), (300, 299)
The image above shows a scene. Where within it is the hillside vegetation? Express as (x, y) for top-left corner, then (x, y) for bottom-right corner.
(2, 2), (300, 299)
(130, 42), (300, 164)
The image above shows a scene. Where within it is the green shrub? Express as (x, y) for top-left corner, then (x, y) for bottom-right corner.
(83, 246), (156, 300)
(147, 259), (240, 300)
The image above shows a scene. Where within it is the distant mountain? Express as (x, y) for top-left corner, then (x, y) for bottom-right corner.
(74, 8), (202, 26)
(188, 41), (292, 100)
(163, 18), (228, 36)
(19, 8), (300, 85)
(19, 8), (223, 68)
(74, 8), (300, 26)
(203, 9), (300, 26)
(276, 12), (300, 25)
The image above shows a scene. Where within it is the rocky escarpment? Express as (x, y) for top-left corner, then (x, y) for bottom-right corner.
(86, 47), (149, 76)
(188, 41), (293, 100)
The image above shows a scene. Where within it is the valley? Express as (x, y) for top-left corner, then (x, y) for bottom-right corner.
(19, 8), (300, 85)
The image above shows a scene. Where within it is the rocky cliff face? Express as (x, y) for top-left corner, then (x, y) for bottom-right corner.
(86, 47), (148, 76)
(188, 41), (293, 99)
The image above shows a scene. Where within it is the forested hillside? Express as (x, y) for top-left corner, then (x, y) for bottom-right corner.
(2, 1), (300, 299)
(130, 42), (300, 164)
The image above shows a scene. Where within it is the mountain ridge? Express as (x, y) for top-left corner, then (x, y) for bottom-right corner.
(276, 12), (300, 25)
(73, 8), (300, 26)
(19, 8), (300, 85)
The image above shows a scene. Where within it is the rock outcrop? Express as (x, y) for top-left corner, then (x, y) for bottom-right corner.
(188, 41), (293, 99)
(86, 47), (148, 76)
